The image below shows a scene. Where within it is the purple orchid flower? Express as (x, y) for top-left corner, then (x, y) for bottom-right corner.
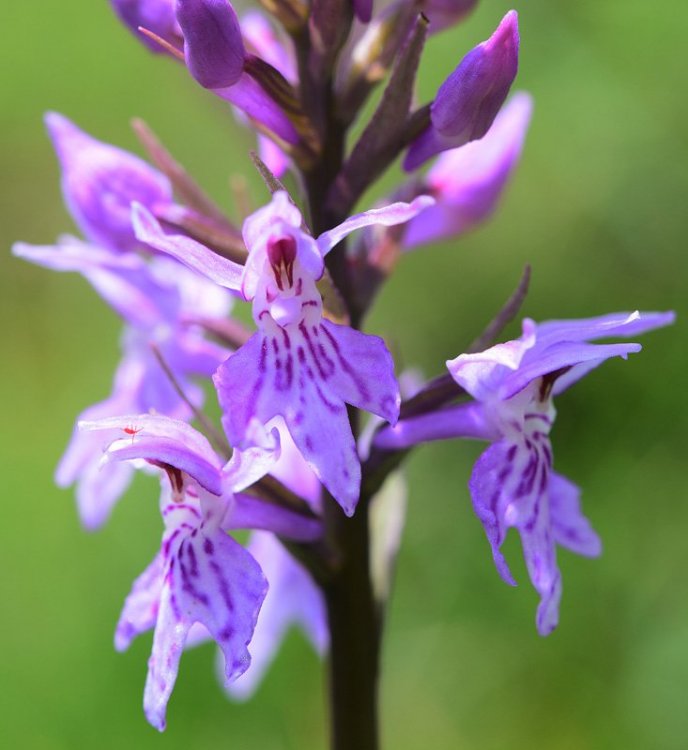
(81, 413), (320, 730)
(404, 10), (520, 170)
(376, 311), (675, 634)
(45, 113), (173, 253)
(403, 91), (532, 247)
(352, 0), (373, 23)
(110, 0), (182, 52)
(13, 237), (232, 529)
(132, 191), (433, 514)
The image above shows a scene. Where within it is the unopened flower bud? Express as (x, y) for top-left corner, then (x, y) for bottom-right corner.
(110, 0), (181, 52)
(176, 0), (245, 89)
(405, 10), (519, 169)
(45, 113), (172, 252)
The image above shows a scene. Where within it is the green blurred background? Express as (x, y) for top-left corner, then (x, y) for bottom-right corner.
(1, 0), (686, 747)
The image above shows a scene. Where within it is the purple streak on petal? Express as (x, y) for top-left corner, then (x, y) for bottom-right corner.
(468, 441), (518, 586)
(226, 532), (327, 699)
(549, 472), (601, 557)
(45, 112), (172, 252)
(176, 0), (245, 89)
(375, 401), (498, 450)
(228, 494), (322, 541)
(241, 11), (296, 82)
(404, 10), (519, 169)
(214, 329), (362, 514)
(320, 320), (400, 425)
(115, 552), (164, 651)
(316, 196), (435, 257)
(518, 495), (561, 636)
(404, 92), (532, 247)
(352, 0), (373, 23)
(144, 520), (266, 730)
(110, 0), (180, 52)
(132, 203), (244, 291)
(216, 73), (300, 144)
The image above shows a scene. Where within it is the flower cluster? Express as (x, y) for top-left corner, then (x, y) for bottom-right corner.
(14, 0), (674, 738)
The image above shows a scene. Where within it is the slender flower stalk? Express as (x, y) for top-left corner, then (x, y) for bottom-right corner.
(13, 2), (675, 749)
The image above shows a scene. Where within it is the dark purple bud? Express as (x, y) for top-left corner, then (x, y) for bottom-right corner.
(45, 113), (173, 252)
(404, 10), (519, 170)
(434, 10), (519, 140)
(422, 0), (478, 34)
(110, 0), (180, 52)
(352, 0), (373, 23)
(175, 0), (245, 89)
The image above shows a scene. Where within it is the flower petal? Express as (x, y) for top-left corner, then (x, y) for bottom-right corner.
(131, 203), (244, 291)
(115, 552), (164, 651)
(316, 196), (435, 257)
(549, 472), (601, 557)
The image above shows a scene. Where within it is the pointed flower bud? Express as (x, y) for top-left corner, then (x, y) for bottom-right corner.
(110, 0), (181, 52)
(405, 10), (519, 170)
(45, 112), (172, 252)
(176, 0), (245, 89)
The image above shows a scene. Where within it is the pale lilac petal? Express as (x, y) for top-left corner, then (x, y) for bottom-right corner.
(549, 472), (601, 557)
(404, 92), (532, 247)
(320, 320), (400, 424)
(115, 552), (164, 651)
(375, 401), (498, 450)
(176, 0), (245, 89)
(228, 494), (322, 541)
(75, 460), (136, 531)
(45, 112), (172, 252)
(223, 424), (281, 493)
(226, 532), (327, 700)
(535, 310), (676, 346)
(447, 319), (536, 400)
(468, 441), (518, 586)
(500, 341), (642, 401)
(316, 196), (435, 257)
(518, 495), (561, 636)
(80, 414), (223, 495)
(144, 526), (266, 730)
(242, 191), (303, 249)
(131, 203), (244, 291)
(214, 330), (362, 514)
